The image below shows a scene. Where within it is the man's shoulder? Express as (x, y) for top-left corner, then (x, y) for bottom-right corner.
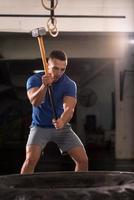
(64, 74), (76, 84)
(26, 72), (44, 90)
(62, 74), (77, 97)
(28, 72), (44, 81)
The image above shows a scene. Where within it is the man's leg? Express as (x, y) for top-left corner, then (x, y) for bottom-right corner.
(20, 145), (42, 174)
(67, 146), (88, 172)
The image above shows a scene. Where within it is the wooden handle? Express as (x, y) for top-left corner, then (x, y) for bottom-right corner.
(37, 36), (58, 120)
(37, 36), (48, 74)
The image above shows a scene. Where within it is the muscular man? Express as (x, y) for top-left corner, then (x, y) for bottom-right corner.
(21, 50), (88, 174)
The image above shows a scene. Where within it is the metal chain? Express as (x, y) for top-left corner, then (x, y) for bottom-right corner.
(47, 17), (57, 31)
(41, 0), (58, 11)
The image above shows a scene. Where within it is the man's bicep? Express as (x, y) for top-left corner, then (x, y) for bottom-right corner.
(63, 96), (77, 109)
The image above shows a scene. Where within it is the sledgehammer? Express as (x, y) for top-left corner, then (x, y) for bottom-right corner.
(32, 27), (57, 120)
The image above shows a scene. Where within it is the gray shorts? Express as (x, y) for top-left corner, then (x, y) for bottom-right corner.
(27, 124), (83, 154)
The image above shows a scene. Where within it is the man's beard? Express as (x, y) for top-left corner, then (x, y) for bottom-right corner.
(54, 75), (61, 82)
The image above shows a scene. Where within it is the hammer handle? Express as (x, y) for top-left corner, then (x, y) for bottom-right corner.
(48, 86), (58, 120)
(37, 36), (57, 120)
(37, 37), (48, 74)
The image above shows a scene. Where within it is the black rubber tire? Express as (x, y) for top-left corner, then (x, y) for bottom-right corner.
(0, 171), (134, 200)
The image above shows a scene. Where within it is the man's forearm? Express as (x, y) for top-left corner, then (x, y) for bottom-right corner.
(60, 108), (74, 125)
(29, 84), (47, 106)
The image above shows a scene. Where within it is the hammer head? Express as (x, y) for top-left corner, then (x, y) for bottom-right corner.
(32, 27), (46, 37)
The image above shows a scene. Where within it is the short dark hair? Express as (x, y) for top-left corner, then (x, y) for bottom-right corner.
(49, 50), (67, 61)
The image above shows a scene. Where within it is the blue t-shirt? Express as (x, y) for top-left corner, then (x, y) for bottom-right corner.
(27, 72), (77, 128)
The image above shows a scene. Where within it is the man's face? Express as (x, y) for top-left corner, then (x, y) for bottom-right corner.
(48, 58), (67, 82)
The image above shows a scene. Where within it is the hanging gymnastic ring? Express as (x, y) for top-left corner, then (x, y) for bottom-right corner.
(48, 27), (59, 37)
